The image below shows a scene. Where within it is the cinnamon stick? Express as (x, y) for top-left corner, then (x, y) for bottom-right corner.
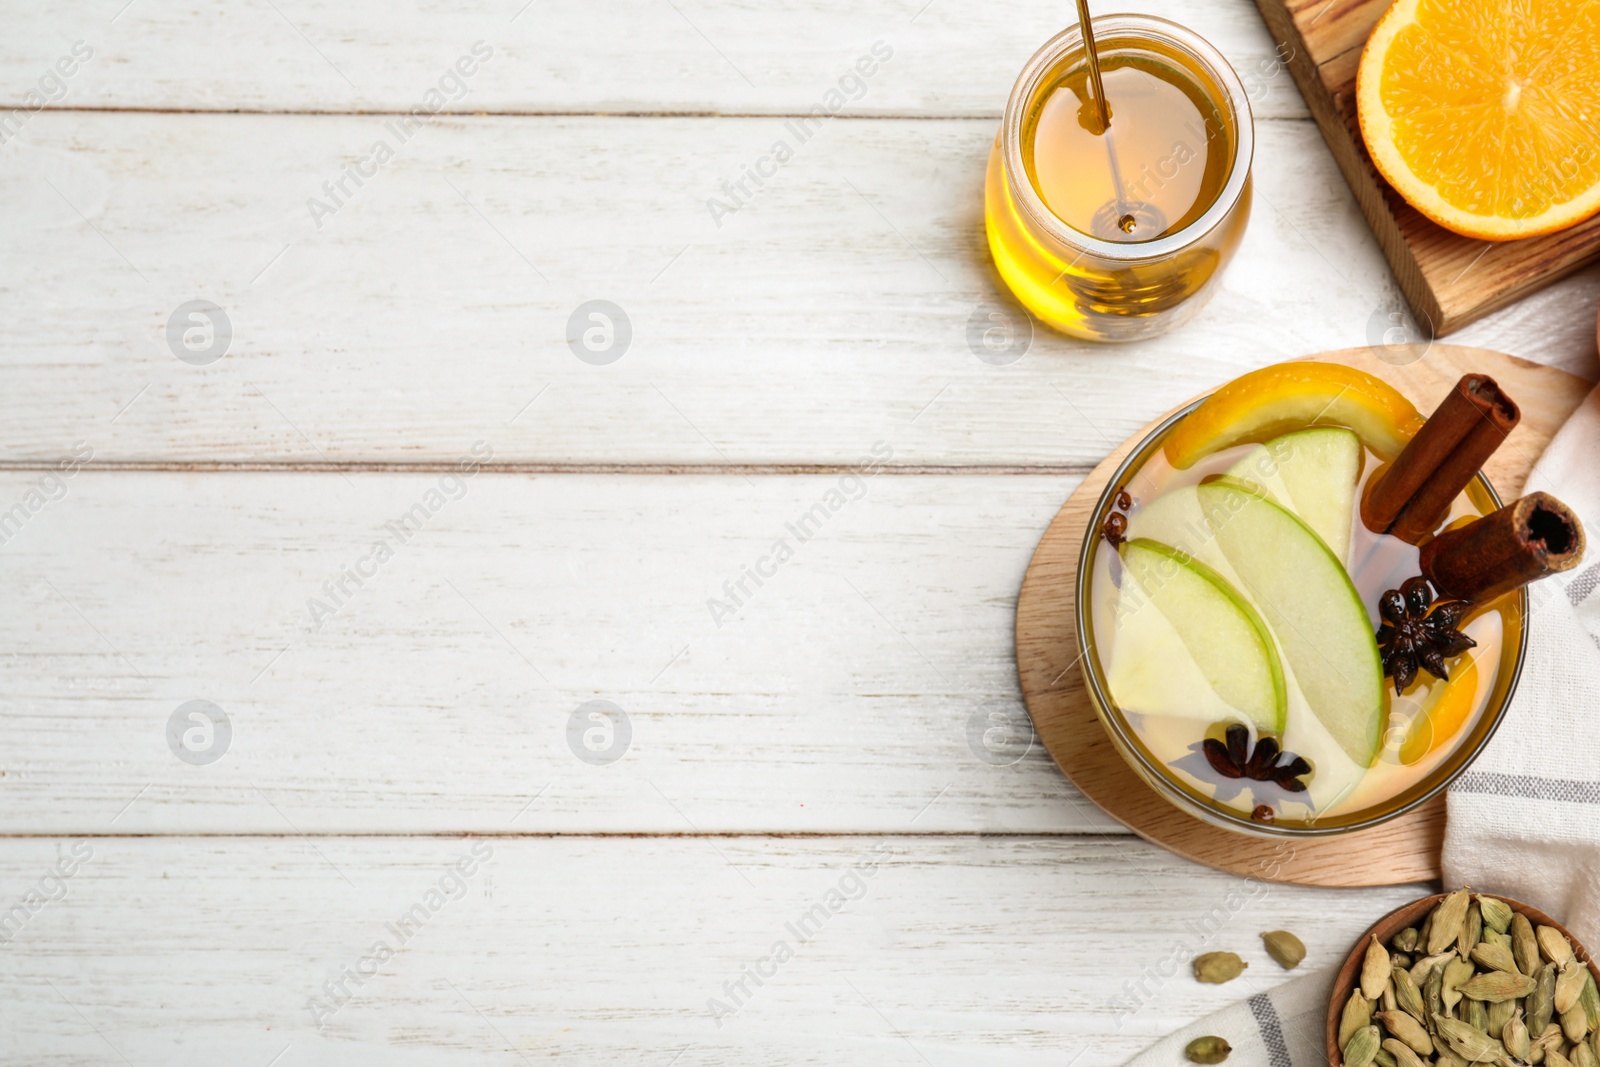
(1360, 374), (1520, 543)
(1420, 492), (1585, 602)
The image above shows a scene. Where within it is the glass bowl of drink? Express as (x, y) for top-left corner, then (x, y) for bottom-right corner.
(1074, 363), (1529, 836)
(985, 14), (1253, 342)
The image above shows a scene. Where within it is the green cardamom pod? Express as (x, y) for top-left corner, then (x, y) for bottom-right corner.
(1461, 901), (1483, 958)
(1344, 1024), (1381, 1067)
(1513, 913), (1542, 976)
(1381, 1037), (1425, 1067)
(1532, 963), (1559, 1036)
(1393, 927), (1421, 954)
(1472, 941), (1521, 976)
(1376, 1010), (1435, 1055)
(1580, 971), (1600, 1032)
(1365, 935), (1395, 1000)
(1575, 1041), (1600, 1067)
(1433, 1014), (1509, 1064)
(1260, 930), (1306, 970)
(1430, 889), (1472, 956)
(1193, 951), (1246, 984)
(1464, 996), (1488, 1032)
(1185, 1035), (1232, 1064)
(1487, 996), (1516, 1038)
(1461, 971), (1539, 1003)
(1538, 926), (1577, 967)
(1373, 1049), (1398, 1067)
(1442, 957), (1476, 1011)
(1557, 960), (1587, 1015)
(1341, 992), (1375, 1048)
(1478, 896), (1514, 935)
(1394, 966), (1427, 1021)
(1564, 1002), (1591, 1043)
(1504, 1011), (1532, 1061)
(1425, 963), (1444, 1023)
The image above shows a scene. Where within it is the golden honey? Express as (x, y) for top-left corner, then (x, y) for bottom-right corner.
(986, 17), (1253, 341)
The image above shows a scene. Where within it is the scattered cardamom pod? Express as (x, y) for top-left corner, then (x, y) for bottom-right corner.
(1433, 1014), (1509, 1064)
(1550, 1050), (1578, 1067)
(1513, 914), (1542, 976)
(1431, 889), (1472, 956)
(1365, 935), (1396, 1000)
(1539, 926), (1577, 967)
(1464, 996), (1489, 1032)
(1341, 992), (1375, 1048)
(1374, 1048), (1398, 1067)
(1382, 1037), (1426, 1067)
(1575, 1040), (1600, 1067)
(1479, 896), (1514, 936)
(1394, 927), (1421, 954)
(1393, 951), (1414, 972)
(1473, 941), (1521, 976)
(1486, 928), (1514, 952)
(1533, 963), (1559, 1036)
(1193, 951), (1246, 984)
(1557, 960), (1588, 1015)
(1376, 1010), (1434, 1055)
(1504, 1011), (1532, 1061)
(1394, 966), (1426, 1021)
(1261, 930), (1306, 970)
(1185, 1035), (1232, 1064)
(1461, 971), (1539, 1003)
(1344, 1024), (1381, 1067)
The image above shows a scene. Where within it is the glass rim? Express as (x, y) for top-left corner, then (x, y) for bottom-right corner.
(1072, 398), (1530, 838)
(1000, 14), (1256, 264)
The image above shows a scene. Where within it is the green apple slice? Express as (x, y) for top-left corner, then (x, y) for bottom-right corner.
(1196, 482), (1383, 766)
(1122, 485), (1238, 582)
(1107, 538), (1286, 734)
(1224, 428), (1362, 563)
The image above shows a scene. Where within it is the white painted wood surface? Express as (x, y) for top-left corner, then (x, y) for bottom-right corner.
(4, 112), (1593, 467)
(3, 0), (1598, 1062)
(0, 471), (1111, 834)
(0, 836), (1425, 1065)
(7, 0), (1309, 118)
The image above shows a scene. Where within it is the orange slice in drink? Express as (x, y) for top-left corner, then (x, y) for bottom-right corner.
(1163, 362), (1424, 469)
(1398, 655), (1481, 765)
(1357, 0), (1600, 241)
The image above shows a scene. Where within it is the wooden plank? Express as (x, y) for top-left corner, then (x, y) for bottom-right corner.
(12, 110), (1582, 470)
(0, 469), (1142, 834)
(0, 835), (1427, 1064)
(1251, 0), (1600, 335)
(3, 0), (1310, 118)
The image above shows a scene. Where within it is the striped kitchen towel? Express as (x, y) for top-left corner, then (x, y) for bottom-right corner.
(1126, 380), (1600, 1066)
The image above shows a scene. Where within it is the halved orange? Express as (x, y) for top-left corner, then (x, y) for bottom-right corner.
(1357, 0), (1600, 241)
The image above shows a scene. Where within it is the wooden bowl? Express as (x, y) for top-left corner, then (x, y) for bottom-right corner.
(1326, 891), (1600, 1063)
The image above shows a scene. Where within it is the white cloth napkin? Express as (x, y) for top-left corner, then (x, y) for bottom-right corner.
(1124, 382), (1600, 1067)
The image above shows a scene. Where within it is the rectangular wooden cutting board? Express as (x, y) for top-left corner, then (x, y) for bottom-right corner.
(1252, 0), (1600, 336)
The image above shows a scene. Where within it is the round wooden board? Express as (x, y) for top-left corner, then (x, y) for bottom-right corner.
(1016, 344), (1593, 887)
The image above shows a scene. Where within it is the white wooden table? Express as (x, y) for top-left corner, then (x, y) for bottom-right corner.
(2, 2), (1596, 1063)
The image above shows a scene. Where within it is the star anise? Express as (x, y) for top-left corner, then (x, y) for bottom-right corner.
(1201, 723), (1311, 793)
(1376, 576), (1476, 695)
